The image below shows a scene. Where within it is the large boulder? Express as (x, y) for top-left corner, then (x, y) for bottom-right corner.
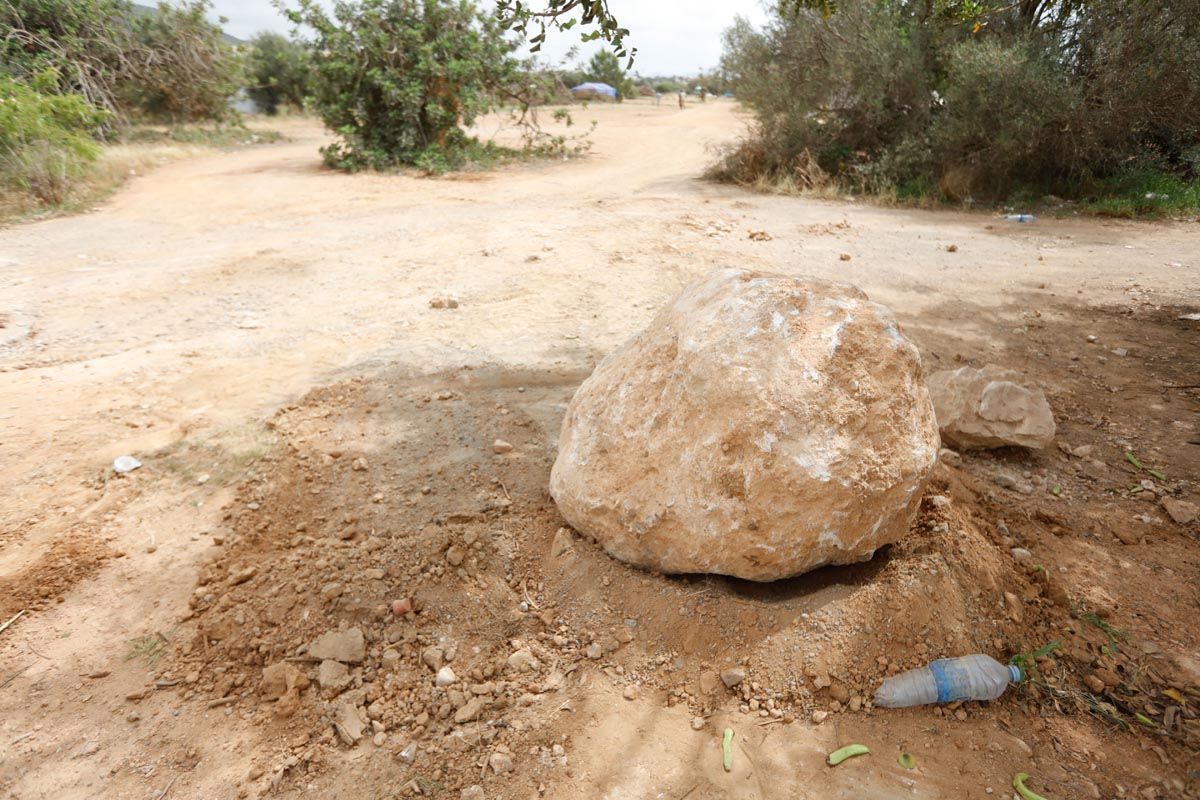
(549, 268), (940, 582)
(928, 365), (1055, 450)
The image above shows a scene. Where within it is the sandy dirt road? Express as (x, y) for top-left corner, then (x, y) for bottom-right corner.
(1, 100), (1198, 799)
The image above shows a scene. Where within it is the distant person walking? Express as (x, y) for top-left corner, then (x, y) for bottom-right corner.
(677, 90), (685, 110)
(655, 91), (662, 106)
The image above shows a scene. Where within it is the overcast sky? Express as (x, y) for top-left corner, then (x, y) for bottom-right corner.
(207, 0), (769, 76)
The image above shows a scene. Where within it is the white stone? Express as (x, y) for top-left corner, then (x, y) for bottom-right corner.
(549, 268), (939, 581)
(928, 365), (1055, 449)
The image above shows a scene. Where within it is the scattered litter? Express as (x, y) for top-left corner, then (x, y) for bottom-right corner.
(1005, 214), (1036, 223)
(1179, 313), (1200, 321)
(827, 744), (870, 766)
(875, 655), (1020, 707)
(1013, 772), (1050, 800)
(113, 455), (142, 473)
(722, 728), (734, 772)
(0, 610), (26, 638)
(898, 752), (916, 770)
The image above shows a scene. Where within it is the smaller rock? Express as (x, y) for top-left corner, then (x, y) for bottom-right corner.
(550, 527), (574, 558)
(929, 365), (1055, 450)
(454, 697), (486, 724)
(373, 732), (387, 747)
(351, 457), (368, 471)
(938, 448), (962, 466)
(460, 787), (484, 800)
(1073, 444), (1095, 458)
(381, 649), (401, 670)
(720, 667), (746, 688)
(946, 244), (958, 253)
(622, 685), (637, 701)
(398, 743), (417, 764)
(839, 253), (851, 261)
(1010, 547), (1033, 563)
(422, 646), (444, 672)
(1004, 591), (1024, 622)
(1083, 674), (1106, 694)
(493, 439), (513, 454)
(335, 704), (364, 745)
(435, 667), (457, 687)
(446, 545), (466, 566)
(585, 643), (603, 660)
(391, 597), (413, 616)
(1162, 497), (1198, 525)
(488, 750), (515, 774)
(829, 683), (850, 704)
(318, 659), (350, 690)
(690, 716), (706, 730)
(507, 648), (539, 672)
(811, 710), (829, 724)
(308, 628), (365, 664)
(261, 662), (300, 699)
(849, 695), (863, 712)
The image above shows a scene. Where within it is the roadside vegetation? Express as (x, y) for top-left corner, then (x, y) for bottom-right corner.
(713, 0), (1200, 216)
(0, 0), (287, 219)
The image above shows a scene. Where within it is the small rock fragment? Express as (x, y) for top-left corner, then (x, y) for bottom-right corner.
(334, 704), (364, 745)
(622, 685), (637, 701)
(455, 697), (485, 724)
(720, 667), (746, 688)
(488, 750), (514, 774)
(421, 646), (444, 672)
(308, 628), (365, 663)
(435, 667), (457, 687)
(1083, 674), (1105, 694)
(391, 597), (413, 616)
(1162, 497), (1198, 525)
(691, 716), (706, 730)
(1004, 591), (1024, 622)
(929, 365), (1055, 449)
(492, 439), (513, 454)
(317, 660), (350, 690)
(811, 710), (829, 724)
(507, 648), (539, 672)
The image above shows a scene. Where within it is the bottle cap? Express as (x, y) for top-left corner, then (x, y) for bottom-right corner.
(1008, 664), (1022, 683)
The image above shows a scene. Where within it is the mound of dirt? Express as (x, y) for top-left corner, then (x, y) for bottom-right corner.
(163, 367), (1197, 798)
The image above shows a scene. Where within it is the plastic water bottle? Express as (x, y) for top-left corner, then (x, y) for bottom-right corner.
(873, 655), (1021, 708)
(1005, 213), (1036, 223)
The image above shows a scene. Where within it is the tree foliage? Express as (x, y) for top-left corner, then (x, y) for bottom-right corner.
(287, 0), (519, 171)
(716, 0), (1200, 201)
(246, 31), (310, 115)
(1, 0), (243, 123)
(0, 70), (107, 203)
(493, 0), (633, 65)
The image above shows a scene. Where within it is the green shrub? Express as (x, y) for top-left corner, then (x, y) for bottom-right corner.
(2, 0), (242, 124)
(0, 72), (108, 204)
(717, 0), (1200, 208)
(246, 32), (311, 115)
(287, 0), (521, 171)
(925, 40), (1085, 199)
